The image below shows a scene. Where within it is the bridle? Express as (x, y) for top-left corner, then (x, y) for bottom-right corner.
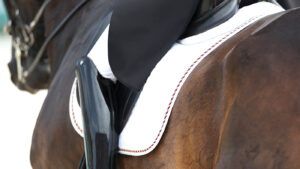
(4, 0), (51, 85)
(3, 0), (88, 86)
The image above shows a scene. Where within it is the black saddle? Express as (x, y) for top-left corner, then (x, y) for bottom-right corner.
(182, 0), (239, 38)
(277, 0), (300, 9)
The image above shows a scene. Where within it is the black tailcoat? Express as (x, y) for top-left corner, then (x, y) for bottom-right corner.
(108, 0), (200, 91)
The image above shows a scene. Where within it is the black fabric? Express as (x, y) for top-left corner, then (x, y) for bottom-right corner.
(108, 0), (200, 91)
(277, 0), (300, 9)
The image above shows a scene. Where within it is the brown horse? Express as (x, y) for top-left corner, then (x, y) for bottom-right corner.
(5, 0), (300, 169)
(28, 0), (113, 168)
(4, 0), (86, 92)
(4, 0), (50, 92)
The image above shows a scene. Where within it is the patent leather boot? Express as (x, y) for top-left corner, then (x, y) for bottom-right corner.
(76, 57), (118, 169)
(115, 82), (140, 133)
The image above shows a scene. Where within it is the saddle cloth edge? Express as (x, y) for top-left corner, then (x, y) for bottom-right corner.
(69, 2), (284, 156)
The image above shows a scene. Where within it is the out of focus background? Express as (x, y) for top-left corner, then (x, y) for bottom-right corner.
(0, 1), (47, 168)
(0, 0), (6, 29)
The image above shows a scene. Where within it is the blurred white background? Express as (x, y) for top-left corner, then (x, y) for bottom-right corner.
(0, 1), (47, 167)
(0, 34), (47, 169)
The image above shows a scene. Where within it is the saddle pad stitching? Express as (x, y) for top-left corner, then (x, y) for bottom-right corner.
(71, 80), (83, 134)
(118, 15), (261, 154)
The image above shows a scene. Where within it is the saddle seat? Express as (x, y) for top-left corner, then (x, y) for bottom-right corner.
(69, 2), (284, 156)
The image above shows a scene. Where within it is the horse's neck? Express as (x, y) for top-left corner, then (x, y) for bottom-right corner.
(43, 0), (84, 75)
(47, 0), (113, 83)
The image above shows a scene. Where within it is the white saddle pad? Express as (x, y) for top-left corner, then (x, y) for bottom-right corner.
(69, 2), (284, 156)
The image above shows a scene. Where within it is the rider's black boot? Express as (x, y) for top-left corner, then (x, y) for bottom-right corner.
(76, 57), (118, 169)
(114, 82), (140, 133)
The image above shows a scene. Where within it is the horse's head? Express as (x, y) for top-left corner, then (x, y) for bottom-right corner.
(4, 0), (51, 93)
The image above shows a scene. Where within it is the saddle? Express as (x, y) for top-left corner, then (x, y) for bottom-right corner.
(73, 1), (284, 169)
(182, 0), (238, 38)
(70, 2), (282, 156)
(276, 0), (300, 9)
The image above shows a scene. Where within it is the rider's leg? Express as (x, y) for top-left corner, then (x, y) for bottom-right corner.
(108, 0), (200, 91)
(76, 57), (117, 169)
(114, 82), (140, 133)
(87, 24), (140, 134)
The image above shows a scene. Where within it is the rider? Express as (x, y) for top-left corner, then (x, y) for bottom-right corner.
(76, 0), (239, 168)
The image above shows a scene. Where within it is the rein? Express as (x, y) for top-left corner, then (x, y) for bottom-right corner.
(4, 0), (88, 84)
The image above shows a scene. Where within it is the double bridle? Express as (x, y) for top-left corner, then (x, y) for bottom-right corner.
(4, 0), (88, 85)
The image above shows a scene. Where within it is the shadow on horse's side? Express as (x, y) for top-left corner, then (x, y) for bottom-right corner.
(4, 0), (300, 169)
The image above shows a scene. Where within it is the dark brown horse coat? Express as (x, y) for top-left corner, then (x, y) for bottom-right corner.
(30, 0), (112, 168)
(215, 9), (300, 169)
(30, 2), (300, 168)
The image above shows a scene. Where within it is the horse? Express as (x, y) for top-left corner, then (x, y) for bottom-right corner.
(4, 0), (300, 169)
(5, 0), (112, 167)
(4, 0), (86, 93)
(4, 0), (50, 92)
